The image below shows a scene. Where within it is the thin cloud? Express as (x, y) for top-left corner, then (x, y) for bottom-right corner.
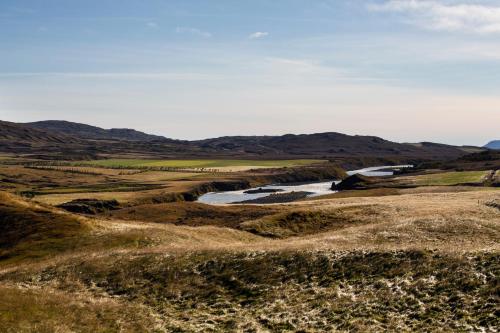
(0, 72), (219, 80)
(249, 31), (269, 39)
(368, 0), (500, 34)
(146, 22), (158, 28)
(175, 27), (212, 38)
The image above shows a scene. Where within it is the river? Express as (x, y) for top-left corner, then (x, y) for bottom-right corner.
(197, 165), (412, 205)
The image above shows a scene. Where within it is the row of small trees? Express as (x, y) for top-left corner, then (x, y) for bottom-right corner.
(24, 162), (223, 174)
(25, 165), (103, 175)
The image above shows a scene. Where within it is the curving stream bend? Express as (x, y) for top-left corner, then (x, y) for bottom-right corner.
(197, 165), (412, 205)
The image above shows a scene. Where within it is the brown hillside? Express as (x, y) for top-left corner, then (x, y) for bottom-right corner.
(0, 192), (90, 262)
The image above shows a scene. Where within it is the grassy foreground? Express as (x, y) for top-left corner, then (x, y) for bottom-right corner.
(0, 187), (499, 332)
(0, 157), (499, 332)
(2, 250), (497, 332)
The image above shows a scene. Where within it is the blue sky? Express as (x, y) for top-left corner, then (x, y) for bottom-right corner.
(0, 0), (499, 145)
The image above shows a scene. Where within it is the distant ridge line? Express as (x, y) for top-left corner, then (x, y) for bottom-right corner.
(0, 119), (485, 160)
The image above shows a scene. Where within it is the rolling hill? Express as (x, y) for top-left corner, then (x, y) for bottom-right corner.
(0, 120), (482, 161)
(26, 120), (168, 142)
(0, 191), (91, 262)
(0, 121), (91, 158)
(0, 120), (78, 144)
(0, 120), (195, 159)
(194, 133), (472, 159)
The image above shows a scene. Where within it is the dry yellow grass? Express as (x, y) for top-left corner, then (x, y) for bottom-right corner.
(32, 178), (212, 205)
(117, 170), (208, 181)
(0, 284), (158, 332)
(16, 189), (500, 259)
(33, 188), (169, 205)
(1, 186), (499, 332)
(286, 188), (500, 251)
(3, 182), (500, 255)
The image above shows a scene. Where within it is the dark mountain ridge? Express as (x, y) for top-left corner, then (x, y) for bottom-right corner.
(194, 132), (472, 159)
(0, 120), (483, 161)
(26, 120), (168, 142)
(0, 121), (78, 143)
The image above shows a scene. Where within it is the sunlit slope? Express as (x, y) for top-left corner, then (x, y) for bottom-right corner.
(0, 192), (91, 263)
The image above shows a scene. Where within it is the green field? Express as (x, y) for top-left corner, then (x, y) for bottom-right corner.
(29, 183), (164, 196)
(414, 171), (488, 186)
(73, 159), (325, 169)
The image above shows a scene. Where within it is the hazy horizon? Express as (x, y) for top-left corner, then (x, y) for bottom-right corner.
(1, 0), (499, 146)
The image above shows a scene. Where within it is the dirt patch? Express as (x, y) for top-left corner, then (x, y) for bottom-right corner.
(57, 199), (120, 215)
(486, 199), (500, 210)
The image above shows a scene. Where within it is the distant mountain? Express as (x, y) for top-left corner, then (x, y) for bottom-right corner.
(0, 120), (79, 144)
(26, 120), (167, 142)
(194, 133), (472, 160)
(0, 120), (92, 158)
(484, 140), (500, 150)
(0, 120), (483, 161)
(0, 120), (192, 159)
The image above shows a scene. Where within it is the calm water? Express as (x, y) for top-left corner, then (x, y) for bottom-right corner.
(197, 165), (412, 205)
(346, 165), (413, 177)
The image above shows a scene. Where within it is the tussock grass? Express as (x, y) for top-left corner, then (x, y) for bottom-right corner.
(0, 285), (157, 333)
(293, 190), (500, 251)
(4, 250), (497, 332)
(0, 189), (499, 332)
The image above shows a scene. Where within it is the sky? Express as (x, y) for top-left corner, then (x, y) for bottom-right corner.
(0, 0), (499, 145)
